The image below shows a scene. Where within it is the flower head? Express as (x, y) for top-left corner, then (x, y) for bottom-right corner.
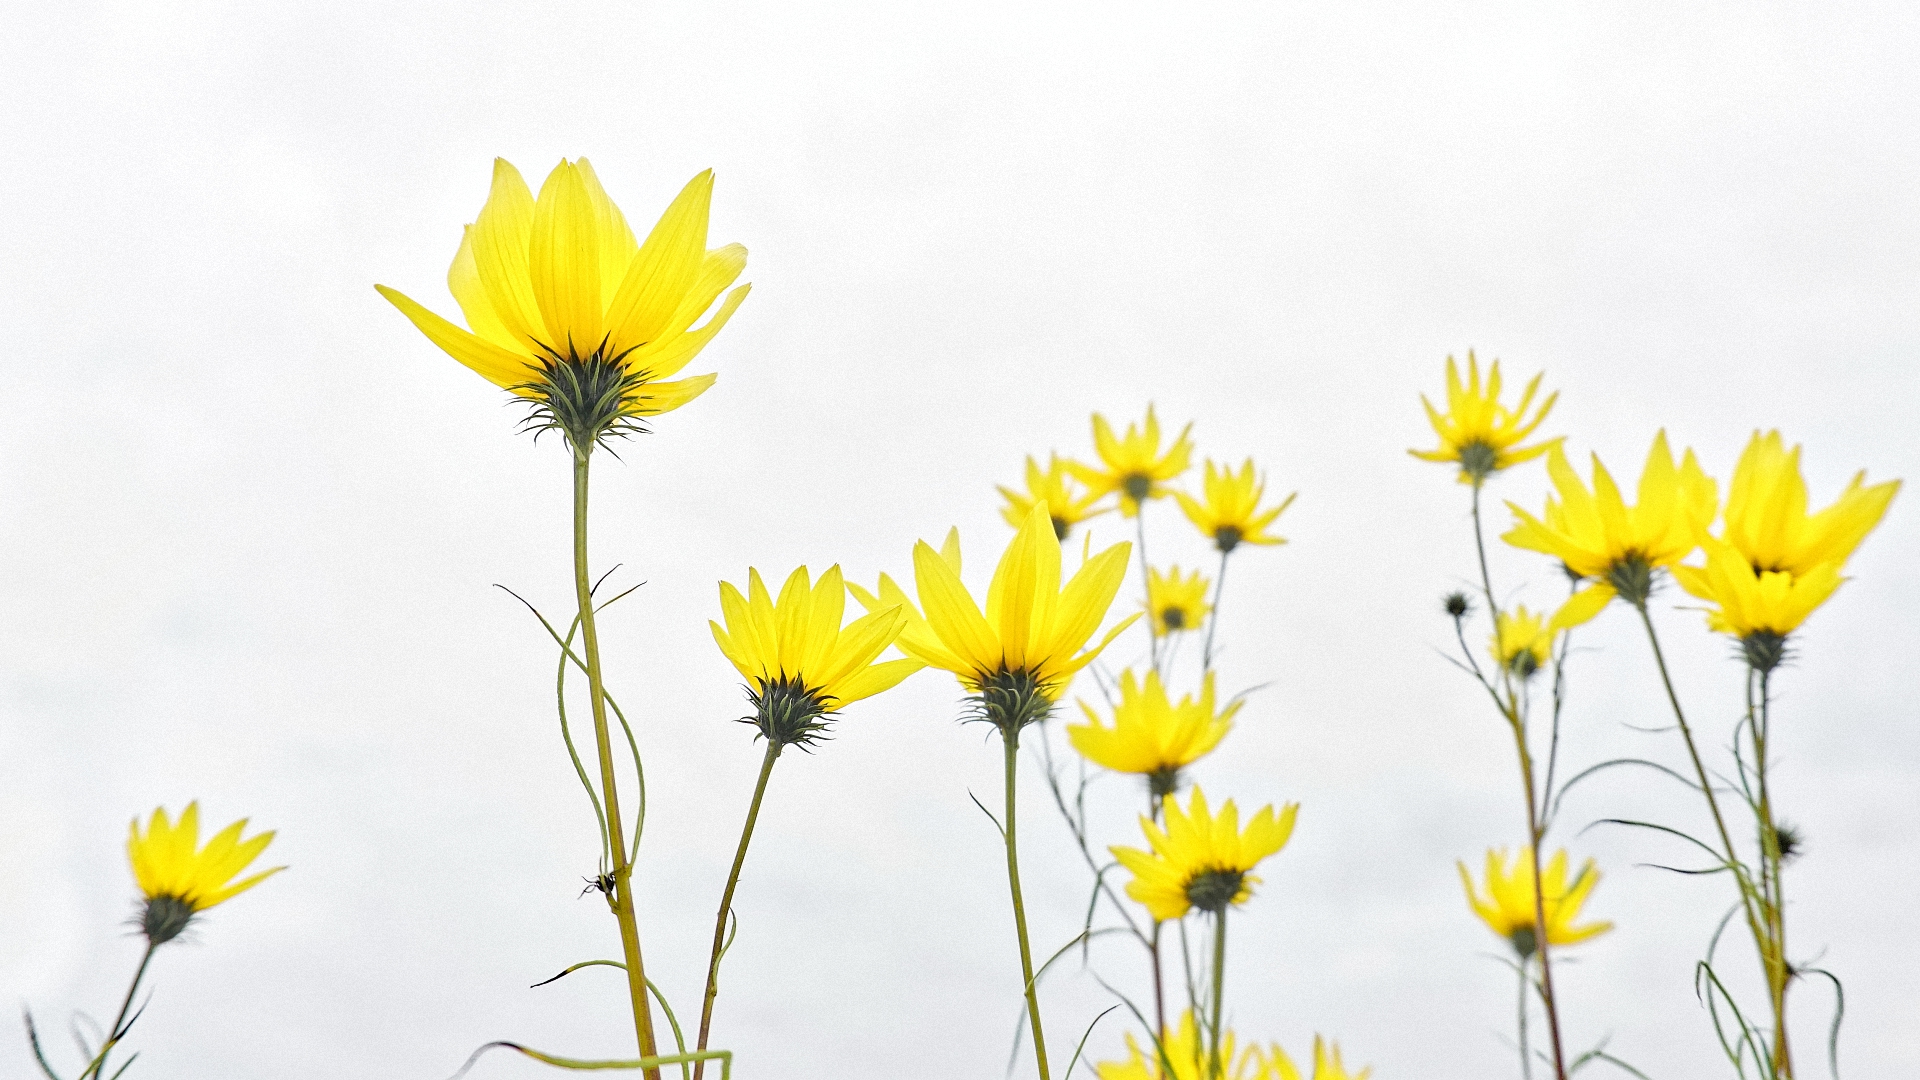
(1673, 537), (1843, 657)
(1096, 1011), (1259, 1080)
(849, 502), (1137, 735)
(128, 804), (284, 944)
(1069, 670), (1240, 795)
(1146, 565), (1211, 635)
(1070, 406), (1195, 517)
(1720, 430), (1899, 576)
(998, 454), (1107, 540)
(1458, 847), (1612, 959)
(1410, 352), (1560, 484)
(377, 159), (750, 452)
(711, 565), (923, 747)
(1112, 786), (1298, 921)
(1490, 605), (1555, 679)
(1174, 459), (1297, 553)
(1504, 432), (1717, 621)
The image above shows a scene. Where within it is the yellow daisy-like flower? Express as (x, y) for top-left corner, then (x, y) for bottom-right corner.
(998, 454), (1107, 540)
(1070, 406), (1196, 517)
(1174, 458), (1298, 553)
(1410, 352), (1561, 484)
(1719, 430), (1899, 576)
(1146, 565), (1211, 635)
(1458, 847), (1612, 959)
(1097, 1010), (1263, 1080)
(710, 565), (923, 747)
(1112, 786), (1298, 921)
(1503, 432), (1718, 624)
(1069, 670), (1240, 795)
(1672, 537), (1844, 670)
(850, 501), (1137, 733)
(1490, 605), (1557, 678)
(377, 158), (750, 451)
(128, 804), (284, 943)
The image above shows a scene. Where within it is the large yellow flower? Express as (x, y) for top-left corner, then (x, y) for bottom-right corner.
(1096, 1011), (1260, 1080)
(1070, 406), (1196, 517)
(1410, 352), (1560, 484)
(998, 454), (1107, 540)
(1174, 458), (1297, 553)
(1146, 565), (1211, 635)
(850, 502), (1137, 731)
(128, 804), (284, 943)
(376, 158), (750, 449)
(710, 565), (923, 747)
(1069, 670), (1239, 794)
(1719, 430), (1899, 576)
(1112, 786), (1298, 921)
(1458, 848), (1612, 959)
(1503, 432), (1717, 624)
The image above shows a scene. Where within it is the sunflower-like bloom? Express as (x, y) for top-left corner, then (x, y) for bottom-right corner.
(998, 454), (1107, 540)
(1674, 538), (1843, 645)
(128, 804), (284, 944)
(710, 565), (923, 747)
(1490, 605), (1556, 678)
(1503, 432), (1717, 622)
(1410, 352), (1561, 484)
(1146, 565), (1211, 635)
(849, 501), (1137, 734)
(1458, 848), (1612, 959)
(1112, 786), (1298, 921)
(1173, 458), (1297, 553)
(1070, 406), (1195, 517)
(1719, 430), (1899, 575)
(376, 158), (750, 451)
(1096, 1010), (1261, 1080)
(1069, 670), (1240, 796)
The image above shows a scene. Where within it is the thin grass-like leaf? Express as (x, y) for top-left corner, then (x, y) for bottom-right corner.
(447, 1042), (730, 1078)
(968, 790), (1005, 837)
(1801, 966), (1846, 1079)
(24, 1009), (64, 1080)
(1064, 1006), (1120, 1080)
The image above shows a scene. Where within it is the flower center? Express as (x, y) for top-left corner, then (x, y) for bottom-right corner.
(1184, 868), (1245, 914)
(142, 894), (197, 944)
(745, 675), (836, 748)
(970, 668), (1055, 737)
(1213, 525), (1242, 554)
(513, 342), (652, 454)
(1159, 606), (1187, 631)
(1740, 631), (1788, 674)
(1605, 553), (1655, 607)
(1458, 440), (1499, 483)
(1508, 924), (1539, 960)
(1122, 474), (1154, 503)
(1147, 766), (1182, 799)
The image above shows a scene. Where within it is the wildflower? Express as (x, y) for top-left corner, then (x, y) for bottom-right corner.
(1719, 430), (1899, 576)
(128, 804), (283, 944)
(1146, 565), (1211, 635)
(1112, 786), (1298, 921)
(1672, 538), (1842, 667)
(852, 501), (1136, 733)
(1069, 670), (1240, 796)
(1070, 406), (1195, 517)
(377, 159), (750, 451)
(1503, 432), (1717, 622)
(1096, 1011), (1258, 1080)
(1490, 606), (1556, 678)
(1443, 592), (1472, 619)
(710, 565), (922, 747)
(1458, 848), (1612, 960)
(1174, 459), (1297, 553)
(1410, 352), (1560, 485)
(998, 454), (1107, 540)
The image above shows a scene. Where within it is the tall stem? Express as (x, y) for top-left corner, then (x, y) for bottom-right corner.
(693, 738), (783, 1080)
(1136, 511), (1159, 670)
(1201, 548), (1230, 673)
(1208, 911), (1228, 1079)
(572, 450), (661, 1079)
(1750, 667), (1793, 1077)
(1149, 790), (1167, 1048)
(1516, 957), (1534, 1080)
(1003, 728), (1051, 1079)
(1470, 482), (1500, 623)
(87, 940), (157, 1080)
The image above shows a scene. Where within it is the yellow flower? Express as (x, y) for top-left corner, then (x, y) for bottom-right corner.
(1112, 786), (1298, 921)
(998, 454), (1107, 540)
(1503, 432), (1717, 623)
(710, 565), (923, 747)
(1070, 406), (1196, 517)
(1174, 458), (1297, 553)
(1719, 430), (1899, 576)
(1097, 1011), (1262, 1080)
(850, 501), (1137, 732)
(1301, 1038), (1371, 1080)
(128, 804), (284, 943)
(1069, 670), (1240, 794)
(1458, 848), (1612, 959)
(1671, 538), (1843, 670)
(1410, 352), (1561, 484)
(377, 158), (750, 450)
(1146, 565), (1211, 635)
(1490, 605), (1555, 678)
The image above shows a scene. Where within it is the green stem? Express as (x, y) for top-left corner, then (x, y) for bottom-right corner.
(1003, 728), (1051, 1080)
(1750, 667), (1793, 1077)
(1201, 548), (1230, 673)
(1149, 790), (1167, 1048)
(1208, 910), (1228, 1079)
(693, 738), (783, 1080)
(1517, 957), (1534, 1080)
(1470, 481), (1500, 624)
(572, 449), (661, 1080)
(87, 940), (158, 1080)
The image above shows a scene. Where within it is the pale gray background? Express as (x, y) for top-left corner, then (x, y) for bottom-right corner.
(2, 2), (1915, 1078)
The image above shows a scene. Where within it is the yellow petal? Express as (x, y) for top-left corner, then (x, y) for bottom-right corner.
(376, 285), (533, 389)
(605, 170), (713, 357)
(467, 159), (544, 349)
(529, 160), (604, 353)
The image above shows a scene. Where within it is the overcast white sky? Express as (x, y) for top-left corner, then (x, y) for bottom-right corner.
(2, 2), (1916, 1078)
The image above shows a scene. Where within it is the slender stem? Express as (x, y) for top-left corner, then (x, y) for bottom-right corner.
(1751, 667), (1792, 1077)
(87, 940), (158, 1080)
(1003, 728), (1051, 1080)
(1202, 548), (1230, 673)
(1208, 911), (1228, 1079)
(1517, 957), (1534, 1080)
(1136, 511), (1159, 670)
(1150, 790), (1167, 1047)
(1470, 482), (1500, 624)
(693, 738), (783, 1080)
(572, 450), (661, 1079)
